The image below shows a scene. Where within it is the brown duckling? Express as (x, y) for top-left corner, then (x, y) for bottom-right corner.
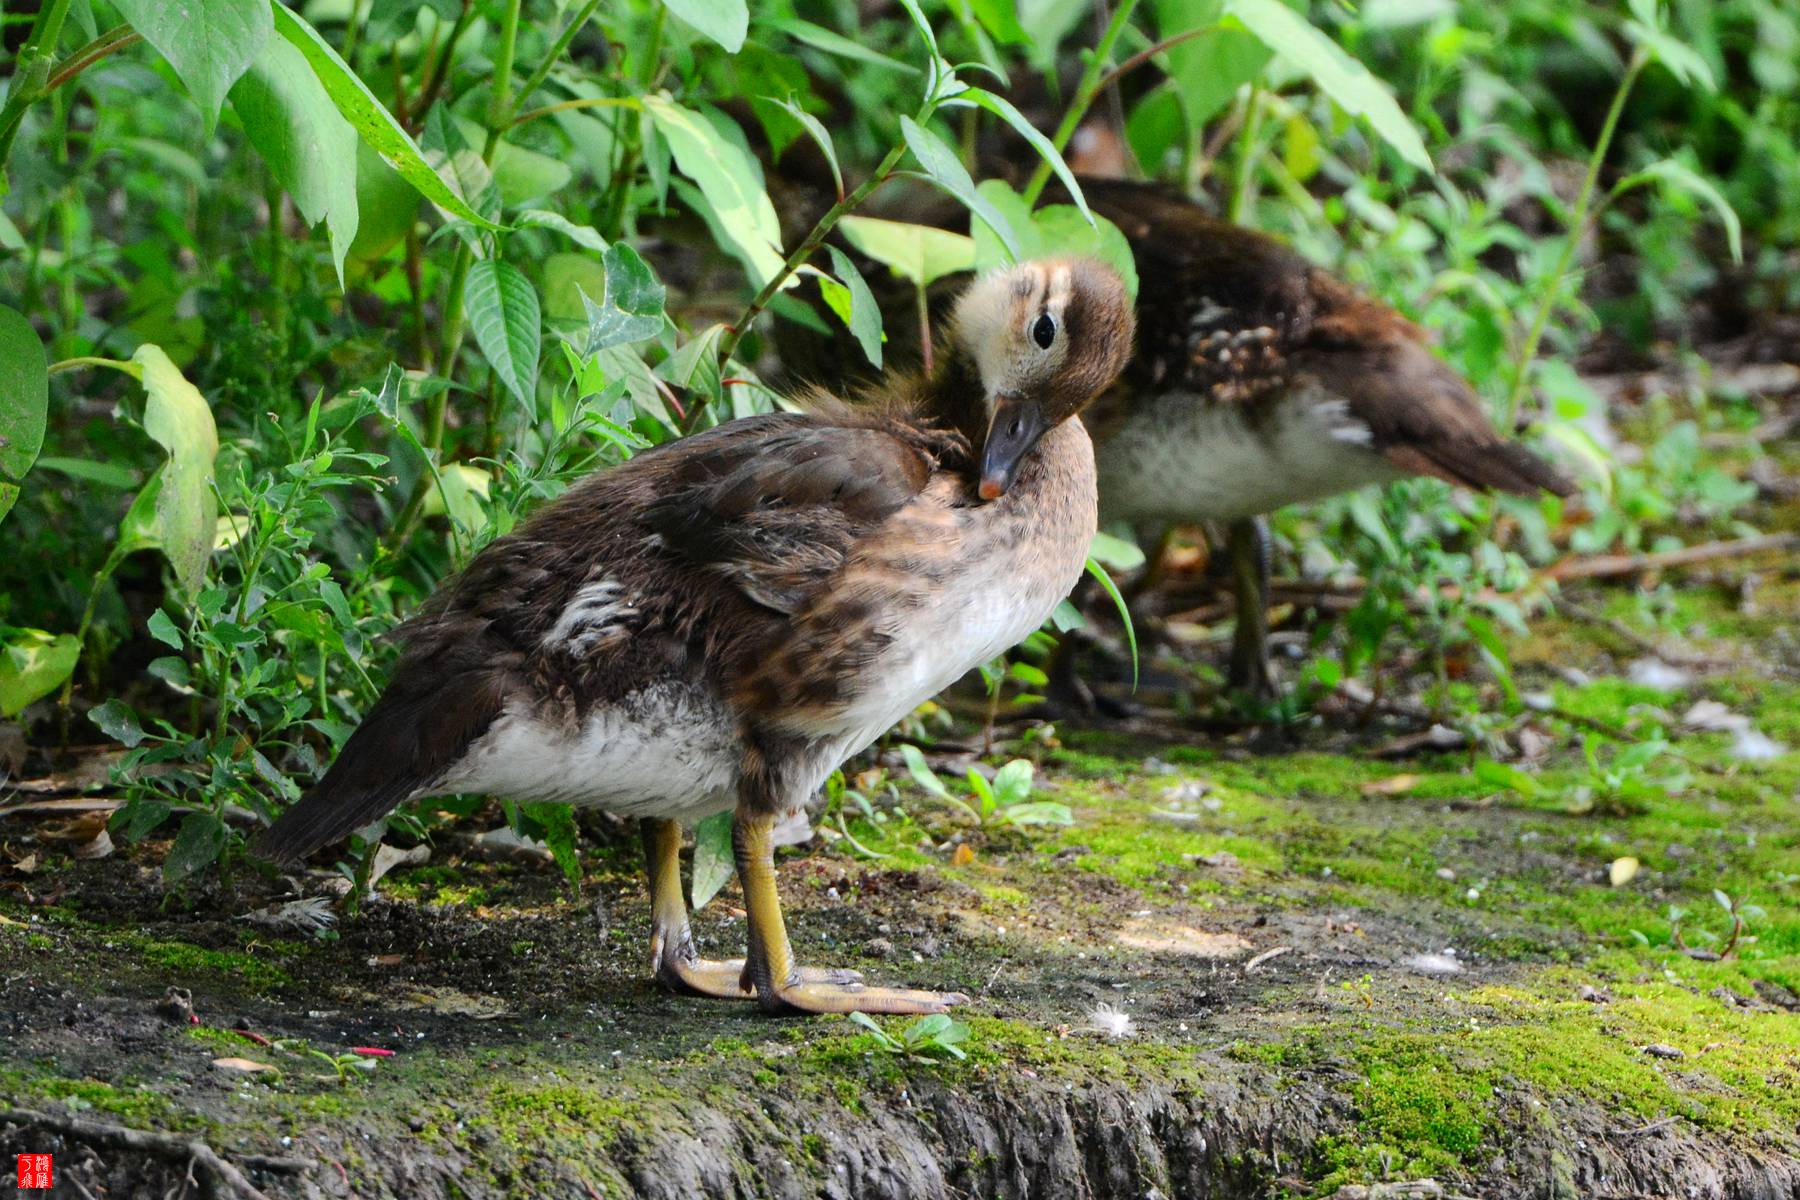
(1074, 179), (1575, 697)
(258, 258), (1134, 1015)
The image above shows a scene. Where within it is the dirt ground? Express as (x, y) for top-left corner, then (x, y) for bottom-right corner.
(5, 556), (1800, 1199)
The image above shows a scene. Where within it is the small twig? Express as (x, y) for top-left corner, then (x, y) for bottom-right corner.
(1244, 945), (1292, 973)
(0, 1108), (302, 1199)
(1542, 534), (1798, 584)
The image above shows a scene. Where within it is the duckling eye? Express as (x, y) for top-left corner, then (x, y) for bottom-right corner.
(1031, 313), (1057, 350)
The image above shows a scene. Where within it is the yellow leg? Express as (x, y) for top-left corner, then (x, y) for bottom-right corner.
(643, 817), (858, 999)
(735, 808), (967, 1015)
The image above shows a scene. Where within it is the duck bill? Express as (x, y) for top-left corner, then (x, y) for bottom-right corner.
(978, 395), (1050, 501)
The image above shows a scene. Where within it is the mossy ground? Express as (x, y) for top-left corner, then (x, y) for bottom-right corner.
(3, 549), (1797, 1197)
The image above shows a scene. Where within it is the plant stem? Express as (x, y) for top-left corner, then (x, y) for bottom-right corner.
(1498, 47), (1648, 433)
(511, 95), (636, 130)
(0, 0), (76, 181)
(511, 0), (603, 115)
(410, 0), (475, 132)
(1020, 0), (1141, 207)
(342, 0), (367, 62)
(1228, 85), (1264, 224)
(715, 140), (908, 370)
(44, 25), (141, 93)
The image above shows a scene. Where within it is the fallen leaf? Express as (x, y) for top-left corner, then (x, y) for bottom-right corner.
(1402, 952), (1463, 976)
(213, 1057), (277, 1074)
(949, 843), (975, 867)
(1361, 774), (1420, 796)
(1117, 918), (1251, 958)
(1609, 856), (1641, 887)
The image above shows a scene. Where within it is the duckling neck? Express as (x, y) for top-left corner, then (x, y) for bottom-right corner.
(917, 345), (990, 448)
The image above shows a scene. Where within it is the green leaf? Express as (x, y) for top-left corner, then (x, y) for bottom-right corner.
(1613, 157), (1742, 264)
(1222, 0), (1432, 172)
(113, 0), (271, 128)
(824, 246), (883, 369)
(970, 0), (1029, 44)
(765, 19), (919, 73)
(663, 0), (747, 53)
(900, 115), (1018, 259)
(838, 215), (975, 288)
(1085, 556), (1138, 686)
(1473, 759), (1541, 797)
(894, 0), (940, 55)
(991, 759), (1034, 807)
(1151, 0), (1269, 128)
(998, 800), (1074, 827)
(146, 608), (183, 650)
(0, 304), (48, 524)
(522, 802), (582, 889)
(270, 4), (499, 229)
(0, 629), (79, 716)
(899, 743), (952, 799)
(452, 116), (572, 206)
(515, 209), (608, 252)
(32, 457), (137, 489)
(465, 259), (541, 411)
(543, 252), (608, 323)
(134, 345), (219, 597)
(88, 697), (147, 747)
(578, 243), (668, 354)
(164, 811), (229, 885)
(348, 139), (420, 263)
(959, 89), (1090, 224)
(968, 182), (1138, 301)
(764, 95), (842, 201)
(643, 94), (786, 288)
(690, 811), (735, 910)
(231, 31), (360, 284)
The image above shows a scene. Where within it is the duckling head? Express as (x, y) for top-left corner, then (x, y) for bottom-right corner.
(948, 257), (1134, 500)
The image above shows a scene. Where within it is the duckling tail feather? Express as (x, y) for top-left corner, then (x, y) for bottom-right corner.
(254, 673), (504, 865)
(1385, 438), (1576, 499)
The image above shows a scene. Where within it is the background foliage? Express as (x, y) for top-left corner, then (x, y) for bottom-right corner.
(0, 0), (1789, 883)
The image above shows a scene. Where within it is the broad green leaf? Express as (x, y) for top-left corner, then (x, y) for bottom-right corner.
(465, 259), (541, 412)
(134, 345), (219, 597)
(422, 107), (501, 232)
(543, 253), (607, 323)
(969, 182), (1139, 301)
(232, 32), (360, 284)
(113, 0), (270, 128)
(452, 116), (572, 205)
(88, 698), (147, 747)
(516, 210), (608, 252)
(578, 244), (668, 354)
(419, 462), (492, 536)
(825, 246), (883, 369)
(0, 629), (79, 716)
(32, 457), (137, 489)
(0, 304), (48, 524)
(657, 323), (725, 405)
(690, 811), (734, 909)
(271, 4), (499, 229)
(1000, 800), (1074, 826)
(765, 18), (919, 73)
(643, 95), (786, 288)
(838, 215), (975, 288)
(663, 0), (747, 53)
(164, 811), (228, 885)
(146, 608), (183, 650)
(971, 0), (1029, 43)
(900, 116), (1018, 259)
(959, 88), (1090, 223)
(1151, 0), (1269, 127)
(764, 95), (843, 201)
(1088, 529), (1146, 572)
(1223, 0), (1432, 172)
(522, 801), (582, 889)
(348, 139), (421, 262)
(991, 759), (1035, 807)
(1613, 157), (1741, 263)
(899, 744), (952, 799)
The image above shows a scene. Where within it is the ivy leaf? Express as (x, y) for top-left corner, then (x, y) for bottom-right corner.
(465, 259), (541, 412)
(690, 811), (735, 910)
(113, 0), (270, 129)
(0, 303), (48, 524)
(900, 116), (1018, 260)
(662, 0), (747, 53)
(134, 345), (219, 597)
(824, 246), (883, 369)
(1222, 0), (1432, 172)
(578, 244), (668, 354)
(271, 4), (500, 230)
(231, 32), (360, 285)
(0, 629), (79, 717)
